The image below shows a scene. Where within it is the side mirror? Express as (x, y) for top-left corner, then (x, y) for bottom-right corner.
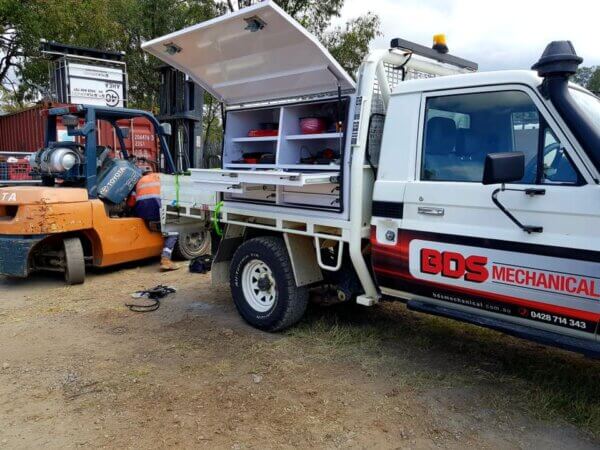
(118, 127), (130, 139)
(160, 123), (172, 136)
(482, 152), (525, 185)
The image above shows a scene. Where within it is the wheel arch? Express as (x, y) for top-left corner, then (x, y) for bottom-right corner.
(212, 225), (323, 288)
(30, 230), (98, 266)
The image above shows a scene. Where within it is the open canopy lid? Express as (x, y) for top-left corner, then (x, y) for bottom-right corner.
(142, 1), (355, 105)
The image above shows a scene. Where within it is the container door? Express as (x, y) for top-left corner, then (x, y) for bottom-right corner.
(371, 85), (600, 341)
(142, 1), (355, 105)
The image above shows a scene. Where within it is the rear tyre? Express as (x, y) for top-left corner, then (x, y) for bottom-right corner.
(63, 237), (85, 285)
(230, 236), (308, 332)
(173, 230), (211, 260)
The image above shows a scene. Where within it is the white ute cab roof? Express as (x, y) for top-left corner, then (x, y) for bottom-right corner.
(142, 1), (355, 105)
(392, 70), (543, 95)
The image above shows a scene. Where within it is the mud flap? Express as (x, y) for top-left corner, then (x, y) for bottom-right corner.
(0, 235), (47, 277)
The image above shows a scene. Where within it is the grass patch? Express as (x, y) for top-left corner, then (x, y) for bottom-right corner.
(127, 367), (151, 378)
(287, 301), (600, 437)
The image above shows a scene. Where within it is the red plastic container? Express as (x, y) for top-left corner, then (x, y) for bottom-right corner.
(248, 129), (278, 137)
(9, 160), (31, 180)
(299, 117), (327, 134)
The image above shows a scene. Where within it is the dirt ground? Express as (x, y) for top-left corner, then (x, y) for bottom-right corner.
(0, 261), (599, 449)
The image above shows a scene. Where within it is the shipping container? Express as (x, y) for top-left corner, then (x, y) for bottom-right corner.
(0, 103), (159, 172)
(0, 103), (49, 153)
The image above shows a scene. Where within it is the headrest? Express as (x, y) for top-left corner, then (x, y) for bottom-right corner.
(425, 117), (457, 155)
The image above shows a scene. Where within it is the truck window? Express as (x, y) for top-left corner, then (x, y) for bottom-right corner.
(421, 90), (579, 184)
(538, 128), (580, 184)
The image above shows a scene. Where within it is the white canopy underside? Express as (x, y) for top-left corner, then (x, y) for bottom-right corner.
(143, 1), (355, 105)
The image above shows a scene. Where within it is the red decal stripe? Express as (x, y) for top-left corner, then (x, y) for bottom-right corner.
(374, 265), (600, 322)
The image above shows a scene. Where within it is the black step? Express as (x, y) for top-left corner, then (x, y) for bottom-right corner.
(407, 300), (599, 359)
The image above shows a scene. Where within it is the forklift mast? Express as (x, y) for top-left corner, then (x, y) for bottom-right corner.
(43, 105), (176, 198)
(157, 67), (204, 171)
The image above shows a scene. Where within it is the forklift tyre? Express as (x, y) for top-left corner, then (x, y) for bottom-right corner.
(230, 236), (308, 332)
(63, 237), (85, 285)
(174, 230), (211, 260)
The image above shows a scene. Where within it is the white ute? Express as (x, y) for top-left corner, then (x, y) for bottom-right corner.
(144, 1), (600, 357)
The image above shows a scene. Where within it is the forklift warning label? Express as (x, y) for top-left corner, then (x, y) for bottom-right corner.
(408, 240), (600, 331)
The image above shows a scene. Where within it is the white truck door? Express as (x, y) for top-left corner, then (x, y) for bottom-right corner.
(372, 85), (600, 341)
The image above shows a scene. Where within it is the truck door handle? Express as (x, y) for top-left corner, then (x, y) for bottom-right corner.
(418, 207), (444, 216)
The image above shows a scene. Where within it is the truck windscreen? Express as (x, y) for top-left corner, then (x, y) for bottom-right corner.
(570, 88), (600, 135)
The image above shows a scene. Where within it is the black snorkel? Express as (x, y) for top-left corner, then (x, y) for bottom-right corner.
(532, 41), (600, 174)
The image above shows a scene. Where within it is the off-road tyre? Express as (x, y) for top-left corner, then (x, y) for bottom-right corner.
(63, 237), (85, 285)
(173, 230), (211, 260)
(230, 236), (308, 332)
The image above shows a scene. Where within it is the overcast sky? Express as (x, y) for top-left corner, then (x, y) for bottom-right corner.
(337, 0), (599, 71)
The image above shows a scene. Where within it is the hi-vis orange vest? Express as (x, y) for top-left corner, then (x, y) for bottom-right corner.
(132, 173), (161, 221)
(136, 173), (160, 200)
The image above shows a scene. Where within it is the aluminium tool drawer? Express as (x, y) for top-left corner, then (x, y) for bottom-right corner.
(190, 168), (339, 193)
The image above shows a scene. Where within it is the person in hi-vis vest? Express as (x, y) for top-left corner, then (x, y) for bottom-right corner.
(129, 171), (179, 271)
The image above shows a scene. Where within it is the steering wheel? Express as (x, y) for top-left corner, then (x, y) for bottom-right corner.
(523, 142), (562, 183)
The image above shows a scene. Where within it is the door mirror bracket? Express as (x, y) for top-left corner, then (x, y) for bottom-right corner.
(491, 185), (545, 234)
(483, 152), (545, 234)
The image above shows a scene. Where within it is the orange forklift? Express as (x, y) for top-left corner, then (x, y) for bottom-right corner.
(0, 104), (209, 284)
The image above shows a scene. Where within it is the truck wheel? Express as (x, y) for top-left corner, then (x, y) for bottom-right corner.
(230, 236), (308, 332)
(63, 237), (85, 285)
(173, 230), (211, 260)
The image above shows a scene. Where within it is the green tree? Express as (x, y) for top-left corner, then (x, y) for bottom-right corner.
(0, 0), (125, 105)
(323, 13), (381, 77)
(572, 66), (600, 93)
(1, 0), (380, 110)
(573, 66), (594, 88)
(0, 0), (222, 107)
(113, 0), (224, 109)
(588, 67), (600, 94)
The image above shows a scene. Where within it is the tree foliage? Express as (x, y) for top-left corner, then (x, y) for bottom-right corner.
(0, 0), (380, 110)
(0, 0), (123, 105)
(113, 0), (225, 109)
(323, 13), (381, 77)
(274, 0), (344, 37)
(588, 68), (600, 94)
(573, 66), (600, 93)
(573, 66), (593, 88)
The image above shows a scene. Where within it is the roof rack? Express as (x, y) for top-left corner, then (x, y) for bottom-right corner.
(40, 40), (125, 62)
(390, 37), (478, 71)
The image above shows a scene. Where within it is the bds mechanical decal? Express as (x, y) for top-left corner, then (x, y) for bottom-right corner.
(371, 228), (600, 334)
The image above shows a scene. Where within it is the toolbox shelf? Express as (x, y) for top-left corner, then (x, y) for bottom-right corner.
(278, 164), (340, 170)
(231, 136), (278, 143)
(224, 163), (278, 169)
(285, 132), (343, 141)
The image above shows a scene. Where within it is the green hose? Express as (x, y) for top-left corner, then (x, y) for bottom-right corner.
(212, 201), (224, 237)
(174, 174), (180, 207)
